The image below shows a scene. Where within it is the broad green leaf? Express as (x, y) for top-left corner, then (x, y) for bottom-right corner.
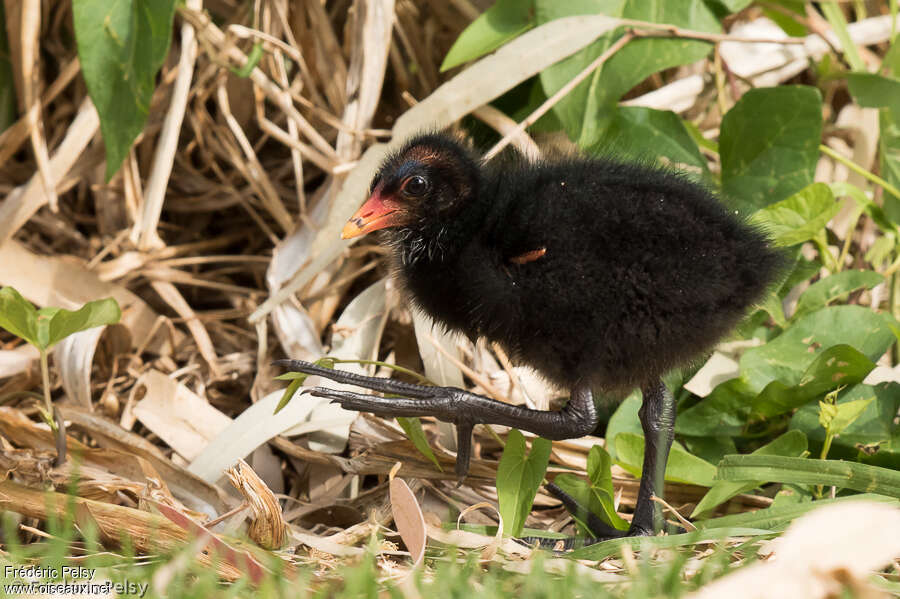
(682, 435), (737, 466)
(536, 0), (719, 147)
(740, 305), (897, 394)
(569, 526), (773, 560)
(585, 445), (629, 530)
(675, 377), (756, 437)
(0, 287), (41, 348)
(716, 454), (900, 498)
(720, 86), (822, 214)
(496, 429), (552, 536)
(604, 392), (642, 459)
(44, 298), (121, 348)
(441, 0), (536, 71)
(749, 183), (839, 247)
(682, 307), (896, 437)
(552, 473), (605, 536)
(615, 432), (717, 487)
(791, 383), (900, 468)
(750, 344), (875, 419)
(695, 493), (899, 531)
(73, 0), (178, 179)
(0, 288), (120, 351)
(794, 270), (885, 319)
(692, 430), (808, 518)
(846, 72), (900, 116)
(590, 106), (710, 178)
(397, 417), (443, 472)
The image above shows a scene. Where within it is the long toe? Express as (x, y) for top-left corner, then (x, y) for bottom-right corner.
(305, 387), (456, 418)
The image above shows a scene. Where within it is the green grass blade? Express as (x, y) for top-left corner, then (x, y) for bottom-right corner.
(716, 455), (900, 497)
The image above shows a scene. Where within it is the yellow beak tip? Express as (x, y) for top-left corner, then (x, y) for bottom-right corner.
(341, 222), (362, 240)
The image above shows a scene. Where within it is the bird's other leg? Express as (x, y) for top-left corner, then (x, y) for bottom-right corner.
(275, 360), (599, 479)
(629, 379), (676, 536)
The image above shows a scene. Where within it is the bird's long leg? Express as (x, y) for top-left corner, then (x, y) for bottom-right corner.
(629, 379), (676, 536)
(276, 359), (598, 479)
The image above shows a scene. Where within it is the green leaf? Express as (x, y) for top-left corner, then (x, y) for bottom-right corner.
(793, 270), (885, 319)
(695, 493), (899, 531)
(0, 288), (120, 351)
(273, 358), (335, 414)
(0, 287), (41, 348)
(73, 0), (178, 180)
(615, 432), (717, 487)
(496, 430), (551, 537)
(590, 106), (710, 178)
(740, 305), (897, 394)
(720, 86), (823, 214)
(846, 72), (900, 116)
(716, 454), (900, 498)
(44, 298), (121, 348)
(536, 0), (719, 147)
(791, 383), (900, 468)
(749, 182), (839, 247)
(827, 396), (877, 437)
(680, 307), (896, 437)
(604, 392), (642, 459)
(584, 445), (630, 530)
(750, 344), (875, 419)
(819, 2), (865, 71)
(274, 377), (304, 415)
(692, 430), (808, 518)
(675, 377), (756, 437)
(761, 2), (808, 37)
(441, 0), (536, 71)
(397, 417), (443, 472)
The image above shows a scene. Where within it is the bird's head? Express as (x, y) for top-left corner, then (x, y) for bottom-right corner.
(341, 134), (481, 249)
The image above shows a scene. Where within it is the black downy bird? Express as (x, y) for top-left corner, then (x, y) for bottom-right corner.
(279, 133), (782, 539)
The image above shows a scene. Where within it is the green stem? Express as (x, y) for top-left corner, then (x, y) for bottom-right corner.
(819, 144), (900, 201)
(813, 232), (838, 273)
(816, 429), (834, 498)
(835, 207), (863, 273)
(40, 350), (53, 417)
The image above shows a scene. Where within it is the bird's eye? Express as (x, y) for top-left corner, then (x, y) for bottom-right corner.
(402, 175), (429, 197)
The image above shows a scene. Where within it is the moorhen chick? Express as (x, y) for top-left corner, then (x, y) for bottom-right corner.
(279, 133), (781, 538)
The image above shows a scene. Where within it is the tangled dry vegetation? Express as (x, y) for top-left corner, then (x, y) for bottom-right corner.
(0, 0), (899, 592)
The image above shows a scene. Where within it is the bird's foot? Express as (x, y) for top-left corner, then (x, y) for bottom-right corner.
(275, 359), (599, 481)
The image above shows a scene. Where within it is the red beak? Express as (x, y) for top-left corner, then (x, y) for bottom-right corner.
(342, 189), (409, 239)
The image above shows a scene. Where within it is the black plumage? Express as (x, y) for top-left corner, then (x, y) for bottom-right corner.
(280, 132), (782, 539)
